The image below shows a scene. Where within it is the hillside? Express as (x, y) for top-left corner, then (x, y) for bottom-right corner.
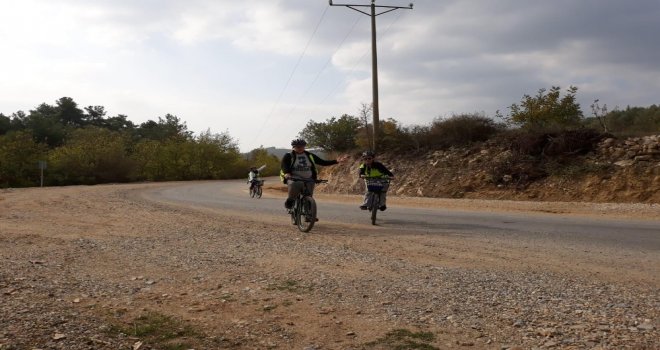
(318, 134), (660, 204)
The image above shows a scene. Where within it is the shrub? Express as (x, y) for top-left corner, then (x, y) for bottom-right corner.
(489, 128), (608, 187)
(373, 114), (503, 152)
(504, 86), (583, 130)
(428, 113), (504, 149)
(299, 114), (360, 152)
(378, 118), (416, 151)
(501, 128), (606, 157)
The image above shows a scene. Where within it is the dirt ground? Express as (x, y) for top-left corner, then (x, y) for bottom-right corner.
(1, 182), (658, 350)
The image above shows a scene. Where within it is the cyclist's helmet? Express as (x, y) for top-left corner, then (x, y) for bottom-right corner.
(362, 150), (375, 159)
(291, 138), (307, 147)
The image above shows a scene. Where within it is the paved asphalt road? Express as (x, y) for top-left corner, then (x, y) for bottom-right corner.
(142, 179), (660, 253)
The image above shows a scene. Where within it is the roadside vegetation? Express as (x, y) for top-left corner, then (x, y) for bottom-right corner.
(0, 98), (280, 187)
(1, 87), (658, 188)
(300, 86), (658, 189)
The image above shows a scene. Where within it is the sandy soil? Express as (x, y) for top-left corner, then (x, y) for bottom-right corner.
(1, 182), (658, 349)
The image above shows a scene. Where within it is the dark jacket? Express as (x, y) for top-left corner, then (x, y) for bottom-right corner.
(280, 150), (337, 182)
(358, 161), (393, 178)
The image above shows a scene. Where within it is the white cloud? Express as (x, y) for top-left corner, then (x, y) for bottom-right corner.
(1, 0), (658, 151)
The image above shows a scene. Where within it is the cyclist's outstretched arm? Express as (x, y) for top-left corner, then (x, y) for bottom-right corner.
(280, 153), (293, 175)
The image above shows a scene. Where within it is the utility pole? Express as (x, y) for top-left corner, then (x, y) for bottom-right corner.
(38, 160), (47, 187)
(329, 0), (412, 152)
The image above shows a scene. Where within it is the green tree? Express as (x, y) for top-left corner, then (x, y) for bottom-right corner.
(84, 105), (107, 126)
(48, 127), (135, 185)
(18, 102), (68, 147)
(8, 111), (28, 131)
(131, 130), (242, 181)
(245, 147), (280, 177)
(24, 111), (68, 147)
(102, 114), (136, 132)
(600, 105), (660, 135)
(0, 114), (10, 135)
(378, 118), (414, 151)
(0, 131), (48, 187)
(505, 86), (583, 130)
(138, 114), (191, 141)
(131, 139), (167, 181)
(187, 130), (241, 179)
(55, 97), (85, 126)
(299, 114), (360, 152)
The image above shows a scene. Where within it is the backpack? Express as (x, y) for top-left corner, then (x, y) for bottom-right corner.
(280, 151), (316, 183)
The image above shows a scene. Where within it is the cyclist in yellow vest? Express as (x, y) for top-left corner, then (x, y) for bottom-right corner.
(359, 150), (394, 211)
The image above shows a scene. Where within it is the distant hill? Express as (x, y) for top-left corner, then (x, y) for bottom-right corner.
(264, 147), (290, 159)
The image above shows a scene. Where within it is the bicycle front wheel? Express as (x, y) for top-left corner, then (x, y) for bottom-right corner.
(370, 193), (379, 225)
(256, 186), (262, 198)
(297, 196), (317, 232)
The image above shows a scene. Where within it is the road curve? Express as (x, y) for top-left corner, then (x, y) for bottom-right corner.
(142, 178), (660, 253)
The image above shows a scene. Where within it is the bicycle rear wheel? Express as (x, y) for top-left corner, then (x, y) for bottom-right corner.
(249, 187), (256, 198)
(297, 196), (317, 232)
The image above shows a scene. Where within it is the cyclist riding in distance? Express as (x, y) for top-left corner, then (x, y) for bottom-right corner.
(247, 165), (266, 192)
(280, 138), (347, 211)
(359, 150), (394, 211)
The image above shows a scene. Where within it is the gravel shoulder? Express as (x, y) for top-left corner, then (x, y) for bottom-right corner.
(1, 182), (658, 349)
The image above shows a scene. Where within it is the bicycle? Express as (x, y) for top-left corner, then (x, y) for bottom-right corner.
(249, 179), (264, 198)
(362, 177), (392, 225)
(287, 177), (328, 232)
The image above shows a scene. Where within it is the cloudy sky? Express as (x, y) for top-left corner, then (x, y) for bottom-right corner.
(1, 0), (659, 151)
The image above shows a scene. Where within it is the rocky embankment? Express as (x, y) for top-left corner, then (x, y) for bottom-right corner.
(600, 135), (660, 166)
(319, 135), (660, 204)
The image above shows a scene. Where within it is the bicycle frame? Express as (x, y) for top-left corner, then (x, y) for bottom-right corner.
(363, 177), (391, 225)
(249, 179), (264, 198)
(287, 177), (327, 232)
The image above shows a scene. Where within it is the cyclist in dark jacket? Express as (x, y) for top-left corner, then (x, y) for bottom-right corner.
(358, 150), (394, 211)
(280, 138), (346, 209)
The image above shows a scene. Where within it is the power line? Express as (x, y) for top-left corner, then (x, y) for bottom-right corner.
(282, 13), (363, 120)
(249, 5), (329, 147)
(316, 9), (405, 109)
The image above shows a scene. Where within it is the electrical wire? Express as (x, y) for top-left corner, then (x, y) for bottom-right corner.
(282, 13), (363, 120)
(316, 9), (405, 109)
(249, 5), (329, 146)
